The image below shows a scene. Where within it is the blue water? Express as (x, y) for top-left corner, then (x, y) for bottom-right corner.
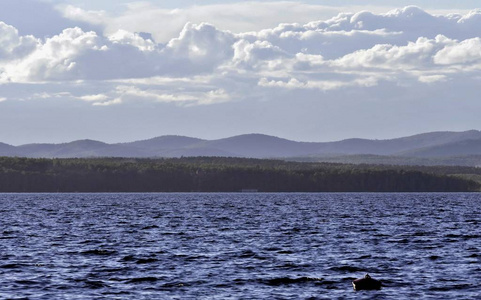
(0, 193), (480, 299)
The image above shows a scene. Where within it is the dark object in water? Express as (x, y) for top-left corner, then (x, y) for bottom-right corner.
(352, 274), (382, 291)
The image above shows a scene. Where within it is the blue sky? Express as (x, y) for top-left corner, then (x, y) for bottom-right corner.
(1, 1), (481, 145)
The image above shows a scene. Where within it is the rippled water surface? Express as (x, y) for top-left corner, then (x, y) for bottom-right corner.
(0, 193), (480, 299)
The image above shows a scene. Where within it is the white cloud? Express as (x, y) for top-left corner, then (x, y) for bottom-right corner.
(57, 2), (358, 43)
(92, 97), (122, 106)
(233, 40), (289, 65)
(434, 37), (481, 65)
(108, 29), (156, 51)
(235, 5), (481, 62)
(258, 75), (378, 91)
(3, 27), (101, 82)
(162, 23), (236, 73)
(418, 75), (447, 83)
(31, 91), (72, 99)
(0, 22), (237, 82)
(0, 22), (38, 61)
(78, 93), (109, 102)
(1, 5), (481, 105)
(60, 4), (107, 27)
(332, 35), (448, 70)
(114, 85), (230, 106)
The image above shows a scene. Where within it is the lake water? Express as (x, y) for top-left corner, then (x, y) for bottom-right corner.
(0, 193), (480, 299)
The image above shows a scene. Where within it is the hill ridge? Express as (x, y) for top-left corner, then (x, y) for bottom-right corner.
(1, 130), (481, 162)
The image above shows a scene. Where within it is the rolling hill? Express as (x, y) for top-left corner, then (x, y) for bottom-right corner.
(2, 130), (481, 165)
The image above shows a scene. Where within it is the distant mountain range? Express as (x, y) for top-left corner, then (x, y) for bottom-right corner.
(3, 130), (481, 166)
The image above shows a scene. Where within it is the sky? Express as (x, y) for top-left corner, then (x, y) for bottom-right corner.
(1, 0), (481, 145)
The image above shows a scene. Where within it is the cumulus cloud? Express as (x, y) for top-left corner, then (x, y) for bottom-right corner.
(1, 5), (481, 107)
(321, 6), (481, 41)
(1, 27), (103, 81)
(434, 37), (481, 65)
(0, 22), (38, 61)
(161, 23), (237, 75)
(57, 2), (353, 43)
(59, 4), (106, 27)
(233, 40), (289, 65)
(332, 35), (449, 69)
(108, 30), (156, 51)
(0, 22), (237, 82)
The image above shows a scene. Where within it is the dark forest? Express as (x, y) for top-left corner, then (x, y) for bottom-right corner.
(0, 157), (478, 192)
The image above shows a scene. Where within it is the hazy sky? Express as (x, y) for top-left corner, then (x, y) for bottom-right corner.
(1, 0), (481, 145)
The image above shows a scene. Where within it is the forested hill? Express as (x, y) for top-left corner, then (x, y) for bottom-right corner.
(3, 130), (481, 163)
(0, 157), (478, 192)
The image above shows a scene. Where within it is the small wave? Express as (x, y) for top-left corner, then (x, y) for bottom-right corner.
(462, 234), (481, 240)
(329, 265), (364, 273)
(101, 291), (132, 296)
(443, 239), (459, 243)
(444, 234), (481, 240)
(373, 233), (390, 238)
(238, 250), (268, 260)
(121, 255), (136, 261)
(126, 277), (159, 284)
(91, 267), (127, 273)
(1, 230), (18, 239)
(444, 234), (460, 238)
(81, 249), (117, 256)
(141, 225), (159, 230)
(387, 238), (409, 244)
(413, 231), (433, 237)
(380, 278), (411, 288)
(136, 258), (158, 264)
(83, 279), (110, 289)
(15, 279), (41, 285)
(429, 284), (472, 291)
(1, 263), (27, 269)
(263, 246), (281, 251)
(161, 281), (191, 288)
(79, 239), (103, 245)
(161, 231), (184, 236)
(172, 254), (208, 262)
(358, 228), (375, 232)
(263, 277), (325, 286)
(274, 262), (313, 270)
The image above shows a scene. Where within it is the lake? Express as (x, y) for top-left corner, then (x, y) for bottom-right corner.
(0, 193), (480, 299)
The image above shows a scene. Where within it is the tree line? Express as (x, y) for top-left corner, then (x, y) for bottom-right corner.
(0, 156), (478, 192)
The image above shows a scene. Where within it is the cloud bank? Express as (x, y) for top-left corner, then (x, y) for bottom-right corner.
(1, 5), (481, 106)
